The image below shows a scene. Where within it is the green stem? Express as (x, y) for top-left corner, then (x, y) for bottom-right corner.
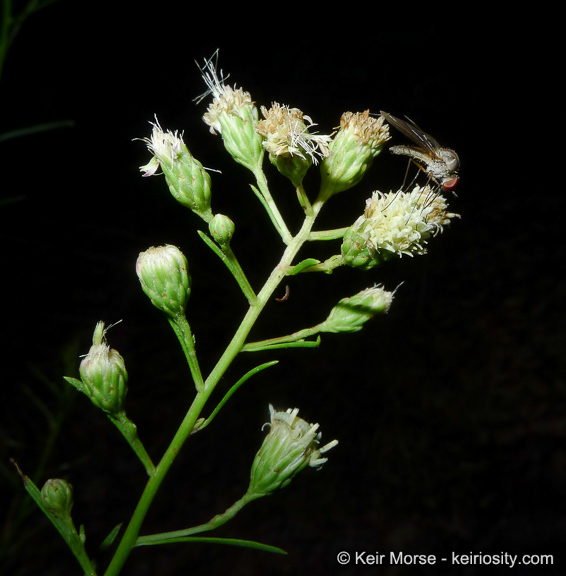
(104, 389), (212, 576)
(0, 0), (61, 82)
(0, 0), (12, 81)
(168, 314), (205, 391)
(252, 168), (293, 244)
(203, 204), (322, 392)
(104, 199), (325, 576)
(307, 227), (348, 241)
(242, 328), (321, 352)
(298, 254), (345, 274)
(198, 231), (257, 304)
(295, 182), (312, 213)
(222, 245), (257, 302)
(108, 412), (155, 476)
(135, 492), (261, 545)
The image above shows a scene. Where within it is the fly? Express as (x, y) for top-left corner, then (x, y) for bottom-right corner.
(380, 111), (459, 192)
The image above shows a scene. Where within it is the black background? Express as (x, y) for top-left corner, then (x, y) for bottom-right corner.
(1, 3), (563, 575)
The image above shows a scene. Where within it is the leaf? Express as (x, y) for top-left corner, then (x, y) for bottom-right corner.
(136, 535), (287, 555)
(100, 523), (122, 552)
(286, 258), (321, 276)
(195, 361), (278, 432)
(63, 376), (86, 394)
(242, 336), (321, 352)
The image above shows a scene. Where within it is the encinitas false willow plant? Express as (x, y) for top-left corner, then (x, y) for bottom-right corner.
(14, 50), (460, 575)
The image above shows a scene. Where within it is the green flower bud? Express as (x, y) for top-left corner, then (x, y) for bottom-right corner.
(247, 405), (338, 497)
(342, 187), (459, 270)
(41, 478), (74, 516)
(136, 245), (191, 318)
(209, 213), (235, 249)
(319, 110), (390, 203)
(139, 120), (213, 223)
(79, 321), (128, 414)
(318, 285), (394, 334)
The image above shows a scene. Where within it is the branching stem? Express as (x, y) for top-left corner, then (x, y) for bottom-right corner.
(104, 195), (326, 576)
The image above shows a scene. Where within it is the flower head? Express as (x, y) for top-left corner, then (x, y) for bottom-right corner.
(195, 51), (264, 172)
(79, 321), (128, 414)
(319, 110), (390, 202)
(255, 103), (331, 186)
(256, 103), (331, 165)
(138, 118), (213, 222)
(319, 285), (395, 333)
(247, 405), (338, 497)
(139, 119), (185, 177)
(341, 186), (458, 269)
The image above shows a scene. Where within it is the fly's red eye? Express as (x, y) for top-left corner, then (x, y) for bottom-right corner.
(442, 177), (459, 191)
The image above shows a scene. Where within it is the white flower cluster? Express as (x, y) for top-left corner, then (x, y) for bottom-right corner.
(352, 186), (457, 257)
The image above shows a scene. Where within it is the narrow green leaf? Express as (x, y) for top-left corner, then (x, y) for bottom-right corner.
(64, 376), (86, 394)
(100, 523), (122, 552)
(286, 258), (321, 275)
(0, 120), (75, 143)
(195, 361), (278, 432)
(136, 535), (287, 554)
(242, 337), (321, 352)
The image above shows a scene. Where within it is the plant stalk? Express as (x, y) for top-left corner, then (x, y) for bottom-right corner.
(104, 201), (324, 575)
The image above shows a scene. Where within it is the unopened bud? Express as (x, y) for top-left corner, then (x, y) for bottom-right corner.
(209, 213), (235, 249)
(41, 478), (74, 517)
(247, 405), (338, 497)
(79, 321), (128, 414)
(136, 245), (191, 318)
(318, 285), (394, 333)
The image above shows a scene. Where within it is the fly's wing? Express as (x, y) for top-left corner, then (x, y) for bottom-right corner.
(380, 111), (441, 155)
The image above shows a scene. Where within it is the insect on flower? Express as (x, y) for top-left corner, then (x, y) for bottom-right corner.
(380, 111), (459, 192)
